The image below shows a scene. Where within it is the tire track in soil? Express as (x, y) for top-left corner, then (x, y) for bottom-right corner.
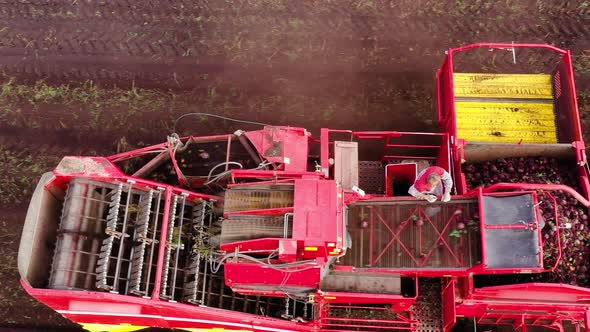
(0, 126), (122, 154)
(0, 1), (587, 89)
(0, 132), (110, 208)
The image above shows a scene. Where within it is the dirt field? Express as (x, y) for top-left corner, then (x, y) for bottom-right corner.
(0, 0), (589, 330)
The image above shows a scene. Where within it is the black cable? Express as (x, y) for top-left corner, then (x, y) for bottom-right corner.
(173, 112), (271, 133)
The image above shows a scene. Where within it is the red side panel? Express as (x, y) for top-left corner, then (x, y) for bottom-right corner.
(456, 283), (590, 321)
(385, 163), (417, 196)
(22, 280), (314, 331)
(224, 261), (321, 293)
(292, 178), (339, 248)
(469, 283), (590, 303)
(441, 278), (456, 332)
(438, 44), (590, 200)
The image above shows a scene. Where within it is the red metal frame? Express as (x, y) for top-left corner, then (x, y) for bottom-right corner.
(483, 183), (590, 207)
(385, 163), (417, 197)
(219, 238), (285, 254)
(317, 271), (419, 308)
(450, 43), (567, 54)
(365, 205), (466, 269)
(316, 301), (418, 331)
(441, 277), (456, 331)
(457, 282), (590, 332)
(227, 178), (295, 188)
(343, 190), (550, 276)
(353, 131), (448, 164)
(244, 126), (310, 173)
(223, 207), (294, 218)
(320, 129), (451, 180)
(470, 188), (555, 273)
(18, 43), (590, 332)
(437, 43), (589, 199)
(30, 129), (589, 330)
(224, 260), (321, 295)
(152, 187), (172, 299)
(538, 191), (563, 272)
(230, 169), (323, 180)
(50, 156), (222, 203)
(108, 134), (234, 162)
(315, 291), (416, 307)
(21, 280), (313, 331)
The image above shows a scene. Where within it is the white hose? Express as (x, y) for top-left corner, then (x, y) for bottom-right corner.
(205, 161), (243, 185)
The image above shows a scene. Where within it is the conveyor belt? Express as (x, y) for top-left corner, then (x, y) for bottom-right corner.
(453, 73), (553, 99)
(455, 130), (557, 144)
(456, 100), (557, 143)
(453, 73), (557, 144)
(455, 101), (555, 119)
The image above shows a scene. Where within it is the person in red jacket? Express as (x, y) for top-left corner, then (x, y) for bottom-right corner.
(408, 166), (453, 203)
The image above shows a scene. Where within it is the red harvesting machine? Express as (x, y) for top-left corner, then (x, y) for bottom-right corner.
(18, 44), (590, 332)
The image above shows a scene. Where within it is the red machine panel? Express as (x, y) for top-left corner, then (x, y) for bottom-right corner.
(292, 178), (341, 249)
(245, 126), (310, 173)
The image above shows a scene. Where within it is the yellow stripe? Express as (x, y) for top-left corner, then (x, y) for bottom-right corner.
(81, 324), (252, 332)
(180, 329), (252, 332)
(453, 73), (553, 99)
(81, 324), (148, 332)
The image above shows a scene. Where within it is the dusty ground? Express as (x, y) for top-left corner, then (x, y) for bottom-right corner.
(0, 0), (589, 330)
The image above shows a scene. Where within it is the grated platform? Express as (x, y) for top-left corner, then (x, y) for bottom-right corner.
(358, 161), (385, 195)
(414, 278), (443, 332)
